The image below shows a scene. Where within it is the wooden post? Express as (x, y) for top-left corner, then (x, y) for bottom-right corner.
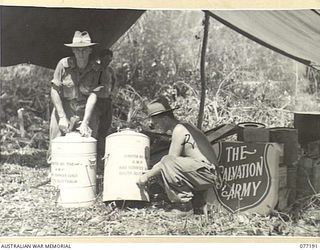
(294, 61), (299, 106)
(17, 108), (26, 138)
(197, 12), (210, 129)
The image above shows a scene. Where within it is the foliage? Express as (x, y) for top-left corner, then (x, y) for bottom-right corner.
(0, 64), (52, 121)
(0, 64), (51, 151)
(1, 10), (319, 133)
(111, 10), (318, 131)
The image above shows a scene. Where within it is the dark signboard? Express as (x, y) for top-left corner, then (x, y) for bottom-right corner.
(214, 142), (272, 213)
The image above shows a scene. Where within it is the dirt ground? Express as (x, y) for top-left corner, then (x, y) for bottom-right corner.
(0, 148), (319, 237)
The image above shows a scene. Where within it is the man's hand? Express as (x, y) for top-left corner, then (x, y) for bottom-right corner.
(78, 121), (92, 137)
(136, 173), (149, 189)
(58, 117), (70, 133)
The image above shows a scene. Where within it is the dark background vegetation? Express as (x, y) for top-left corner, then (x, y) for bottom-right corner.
(2, 10), (320, 138)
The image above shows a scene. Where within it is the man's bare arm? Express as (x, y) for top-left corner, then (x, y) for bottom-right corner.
(51, 87), (66, 118)
(168, 124), (187, 156)
(83, 92), (97, 124)
(79, 92), (97, 137)
(51, 87), (69, 131)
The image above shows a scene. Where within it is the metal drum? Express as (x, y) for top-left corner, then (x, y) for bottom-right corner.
(103, 129), (150, 202)
(237, 122), (269, 142)
(51, 132), (97, 207)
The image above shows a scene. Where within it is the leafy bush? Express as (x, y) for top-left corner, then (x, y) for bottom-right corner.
(1, 10), (319, 140)
(111, 10), (318, 130)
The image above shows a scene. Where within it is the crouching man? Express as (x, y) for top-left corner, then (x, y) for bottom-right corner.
(137, 96), (222, 216)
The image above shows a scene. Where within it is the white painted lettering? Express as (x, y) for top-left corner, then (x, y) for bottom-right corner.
(240, 145), (247, 160)
(252, 181), (262, 196)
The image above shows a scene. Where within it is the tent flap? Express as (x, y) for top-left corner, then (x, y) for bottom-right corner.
(207, 10), (320, 68)
(1, 8), (320, 69)
(0, 6), (144, 68)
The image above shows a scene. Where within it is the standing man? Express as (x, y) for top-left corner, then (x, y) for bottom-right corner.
(96, 48), (117, 174)
(137, 96), (222, 216)
(48, 31), (103, 162)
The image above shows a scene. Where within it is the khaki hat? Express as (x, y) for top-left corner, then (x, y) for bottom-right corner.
(147, 96), (177, 117)
(64, 31), (97, 47)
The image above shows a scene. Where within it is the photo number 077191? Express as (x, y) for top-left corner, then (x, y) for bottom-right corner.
(299, 245), (318, 249)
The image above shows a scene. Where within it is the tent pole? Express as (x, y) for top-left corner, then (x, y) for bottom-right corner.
(294, 62), (299, 106)
(197, 12), (210, 129)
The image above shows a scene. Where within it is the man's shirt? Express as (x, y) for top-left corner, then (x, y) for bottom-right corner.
(51, 56), (102, 117)
(97, 65), (117, 99)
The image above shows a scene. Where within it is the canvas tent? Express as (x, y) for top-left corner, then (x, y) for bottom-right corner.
(0, 6), (319, 70)
(0, 6), (144, 69)
(206, 10), (320, 70)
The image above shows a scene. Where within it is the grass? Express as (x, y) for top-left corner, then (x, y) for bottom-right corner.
(0, 148), (319, 237)
(0, 65), (319, 238)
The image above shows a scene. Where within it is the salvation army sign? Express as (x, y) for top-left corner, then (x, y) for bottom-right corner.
(214, 142), (272, 213)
